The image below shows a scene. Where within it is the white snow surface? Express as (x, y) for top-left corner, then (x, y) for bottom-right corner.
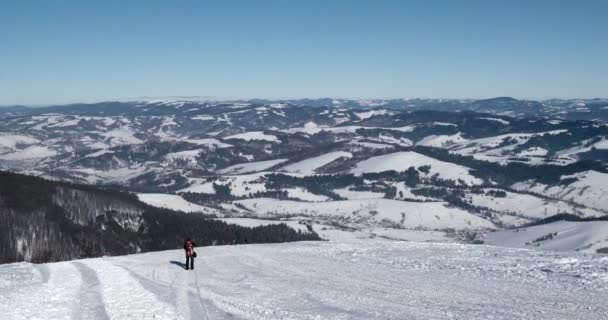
(281, 151), (352, 174)
(469, 190), (602, 221)
(476, 117), (510, 125)
(1, 241), (607, 319)
(416, 133), (467, 148)
(217, 159), (288, 175)
(137, 193), (215, 214)
(485, 220), (608, 253)
(233, 198), (495, 230)
(352, 151), (483, 185)
(224, 131), (281, 143)
(512, 170), (608, 211)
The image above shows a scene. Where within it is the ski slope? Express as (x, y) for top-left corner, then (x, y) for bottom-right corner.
(1, 241), (607, 320)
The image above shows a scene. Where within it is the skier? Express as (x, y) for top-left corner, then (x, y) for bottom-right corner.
(183, 238), (196, 270)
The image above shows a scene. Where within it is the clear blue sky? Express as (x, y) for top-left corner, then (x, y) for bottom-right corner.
(1, 0), (607, 105)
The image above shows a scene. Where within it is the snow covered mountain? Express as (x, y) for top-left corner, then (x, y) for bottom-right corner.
(1, 241), (607, 320)
(1, 99), (607, 255)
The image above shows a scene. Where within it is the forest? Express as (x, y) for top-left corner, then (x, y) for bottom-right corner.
(0, 171), (320, 264)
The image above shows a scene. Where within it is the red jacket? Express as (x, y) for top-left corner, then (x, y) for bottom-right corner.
(184, 240), (195, 257)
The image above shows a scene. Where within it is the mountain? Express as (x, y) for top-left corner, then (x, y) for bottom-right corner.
(1, 241), (607, 319)
(0, 171), (319, 264)
(0, 99), (607, 255)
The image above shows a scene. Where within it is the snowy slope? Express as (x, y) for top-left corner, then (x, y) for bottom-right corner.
(484, 220), (608, 253)
(351, 151), (483, 185)
(416, 133), (467, 147)
(223, 131), (280, 143)
(469, 191), (603, 220)
(1, 241), (607, 320)
(512, 171), (608, 211)
(233, 198), (495, 230)
(217, 159), (287, 175)
(281, 151), (352, 174)
(137, 193), (215, 214)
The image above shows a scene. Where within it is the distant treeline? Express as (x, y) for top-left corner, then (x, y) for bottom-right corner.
(524, 213), (608, 227)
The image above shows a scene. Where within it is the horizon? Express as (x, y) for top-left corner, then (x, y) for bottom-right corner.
(2, 95), (608, 108)
(1, 0), (607, 105)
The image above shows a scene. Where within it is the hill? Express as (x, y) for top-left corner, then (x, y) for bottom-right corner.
(0, 171), (319, 264)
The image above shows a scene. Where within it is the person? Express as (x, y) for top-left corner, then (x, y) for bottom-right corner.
(183, 238), (196, 270)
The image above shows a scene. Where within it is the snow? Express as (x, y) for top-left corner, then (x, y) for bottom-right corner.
(416, 133), (467, 148)
(354, 109), (390, 120)
(179, 174), (268, 197)
(352, 151), (483, 185)
(0, 145), (57, 160)
(334, 187), (384, 200)
(0, 134), (40, 149)
(84, 149), (114, 158)
(512, 171), (608, 211)
(285, 187), (330, 202)
(191, 115), (214, 121)
(281, 151), (352, 175)
(556, 138), (608, 159)
(484, 220), (608, 253)
(233, 198), (495, 230)
(281, 125), (415, 135)
(347, 140), (393, 149)
(70, 165), (150, 184)
(164, 149), (203, 166)
(1, 241), (607, 319)
(518, 147), (548, 157)
(137, 193), (214, 214)
(469, 190), (602, 221)
(216, 218), (311, 233)
(101, 128), (143, 146)
(477, 117), (510, 125)
(369, 228), (452, 242)
(224, 131), (281, 143)
(182, 138), (232, 149)
(217, 159), (288, 175)
(47, 118), (81, 128)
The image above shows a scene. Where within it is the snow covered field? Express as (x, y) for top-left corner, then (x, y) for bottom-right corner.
(1, 241), (607, 320)
(485, 220), (608, 253)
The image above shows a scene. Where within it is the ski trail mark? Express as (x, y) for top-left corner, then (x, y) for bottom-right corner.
(194, 265), (211, 320)
(174, 269), (192, 320)
(83, 259), (184, 320)
(72, 262), (110, 320)
(0, 262), (81, 320)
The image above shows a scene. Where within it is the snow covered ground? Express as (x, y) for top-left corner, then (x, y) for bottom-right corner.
(137, 193), (216, 214)
(485, 220), (608, 253)
(217, 159), (288, 175)
(1, 241), (607, 320)
(512, 170), (608, 211)
(233, 198), (496, 230)
(351, 151), (483, 185)
(280, 151), (353, 175)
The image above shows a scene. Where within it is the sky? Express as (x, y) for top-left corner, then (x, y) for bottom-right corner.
(0, 0), (607, 105)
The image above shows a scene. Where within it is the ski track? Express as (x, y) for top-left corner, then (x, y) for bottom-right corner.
(0, 262), (81, 320)
(82, 259), (183, 320)
(72, 262), (110, 320)
(1, 241), (608, 319)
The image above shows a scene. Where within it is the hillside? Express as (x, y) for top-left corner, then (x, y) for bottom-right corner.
(0, 171), (319, 264)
